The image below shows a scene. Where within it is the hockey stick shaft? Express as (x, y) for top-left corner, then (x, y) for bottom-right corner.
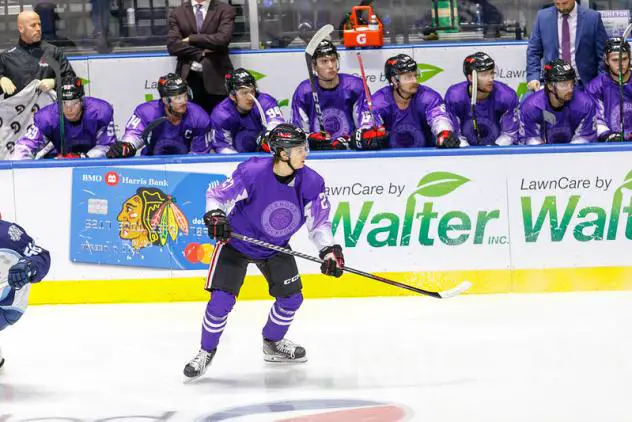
(471, 69), (481, 144)
(305, 25), (334, 134)
(356, 52), (377, 129)
(619, 24), (632, 140)
(249, 93), (268, 128)
(43, 54), (64, 154)
(140, 116), (168, 153)
(231, 232), (470, 299)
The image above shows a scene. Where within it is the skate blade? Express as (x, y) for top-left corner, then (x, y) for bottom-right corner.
(263, 355), (308, 363)
(182, 373), (204, 384)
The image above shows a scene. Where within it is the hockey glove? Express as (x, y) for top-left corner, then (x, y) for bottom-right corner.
(56, 152), (86, 159)
(8, 258), (35, 290)
(256, 130), (271, 153)
(203, 209), (232, 242)
(106, 142), (137, 158)
(308, 132), (335, 150)
(436, 130), (460, 149)
(598, 132), (624, 142)
(319, 245), (344, 278)
(352, 127), (389, 150)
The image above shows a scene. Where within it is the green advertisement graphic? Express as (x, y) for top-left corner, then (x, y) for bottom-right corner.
(522, 170), (632, 243)
(332, 172), (502, 248)
(417, 64), (443, 83)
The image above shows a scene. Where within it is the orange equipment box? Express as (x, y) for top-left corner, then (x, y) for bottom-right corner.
(342, 5), (384, 49)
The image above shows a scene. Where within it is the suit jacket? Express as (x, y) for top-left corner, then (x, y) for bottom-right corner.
(526, 4), (607, 84)
(166, 0), (236, 95)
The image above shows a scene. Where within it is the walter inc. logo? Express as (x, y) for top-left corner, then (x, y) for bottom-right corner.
(521, 169), (632, 243)
(417, 63), (443, 83)
(333, 171), (507, 248)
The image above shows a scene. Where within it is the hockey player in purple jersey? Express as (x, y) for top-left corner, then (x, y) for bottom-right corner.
(0, 217), (51, 368)
(107, 73), (211, 157)
(445, 52), (519, 146)
(210, 68), (285, 153)
(183, 123), (345, 382)
(585, 37), (632, 142)
(519, 59), (597, 144)
(291, 39), (387, 150)
(372, 54), (459, 148)
(11, 76), (116, 159)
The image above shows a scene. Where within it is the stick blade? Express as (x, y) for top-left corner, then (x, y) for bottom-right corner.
(438, 281), (472, 299)
(306, 24), (335, 55)
(470, 69), (478, 106)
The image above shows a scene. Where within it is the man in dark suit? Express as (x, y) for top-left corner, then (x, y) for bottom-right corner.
(167, 0), (236, 114)
(526, 0), (607, 91)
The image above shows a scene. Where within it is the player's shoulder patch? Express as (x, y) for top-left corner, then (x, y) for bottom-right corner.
(7, 224), (23, 242)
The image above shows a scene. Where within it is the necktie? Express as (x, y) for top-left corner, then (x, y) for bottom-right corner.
(195, 4), (203, 33)
(561, 14), (571, 63)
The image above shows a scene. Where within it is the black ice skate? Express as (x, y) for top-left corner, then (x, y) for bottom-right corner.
(263, 338), (307, 363)
(183, 348), (216, 382)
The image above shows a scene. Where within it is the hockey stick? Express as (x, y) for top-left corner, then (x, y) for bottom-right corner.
(304, 24), (334, 134)
(249, 93), (268, 128)
(471, 69), (481, 144)
(231, 232), (472, 299)
(356, 52), (378, 129)
(43, 54), (64, 155)
(619, 24), (632, 141)
(541, 109), (557, 143)
(140, 116), (168, 154)
(33, 90), (58, 159)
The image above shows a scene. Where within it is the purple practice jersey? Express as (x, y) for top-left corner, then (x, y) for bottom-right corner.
(585, 72), (632, 139)
(210, 93), (285, 153)
(291, 73), (372, 138)
(519, 89), (597, 144)
(122, 100), (211, 156)
(445, 80), (519, 146)
(12, 97), (116, 159)
(205, 157), (335, 259)
(371, 84), (453, 148)
(0, 220), (51, 314)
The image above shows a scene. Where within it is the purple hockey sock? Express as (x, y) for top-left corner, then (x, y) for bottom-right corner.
(262, 292), (303, 342)
(201, 290), (236, 351)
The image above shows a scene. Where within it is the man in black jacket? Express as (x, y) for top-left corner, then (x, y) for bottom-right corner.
(0, 11), (75, 97)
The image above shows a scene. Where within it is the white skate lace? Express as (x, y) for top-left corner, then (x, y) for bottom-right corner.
(191, 350), (209, 369)
(275, 339), (297, 358)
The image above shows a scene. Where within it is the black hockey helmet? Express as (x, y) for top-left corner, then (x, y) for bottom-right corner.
(61, 76), (85, 101)
(384, 54), (418, 85)
(312, 39), (339, 61)
(224, 68), (257, 95)
(543, 59), (576, 83)
(157, 73), (188, 98)
(266, 123), (307, 155)
(604, 37), (631, 58)
(463, 52), (495, 77)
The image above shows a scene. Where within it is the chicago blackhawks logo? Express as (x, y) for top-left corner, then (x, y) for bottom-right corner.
(117, 188), (189, 250)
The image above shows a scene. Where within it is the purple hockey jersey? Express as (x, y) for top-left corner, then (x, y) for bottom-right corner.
(445, 80), (519, 146)
(122, 100), (211, 156)
(519, 89), (597, 144)
(12, 97), (116, 159)
(0, 220), (51, 313)
(205, 157), (335, 259)
(584, 72), (632, 139)
(291, 73), (372, 138)
(210, 93), (285, 153)
(371, 84), (453, 148)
